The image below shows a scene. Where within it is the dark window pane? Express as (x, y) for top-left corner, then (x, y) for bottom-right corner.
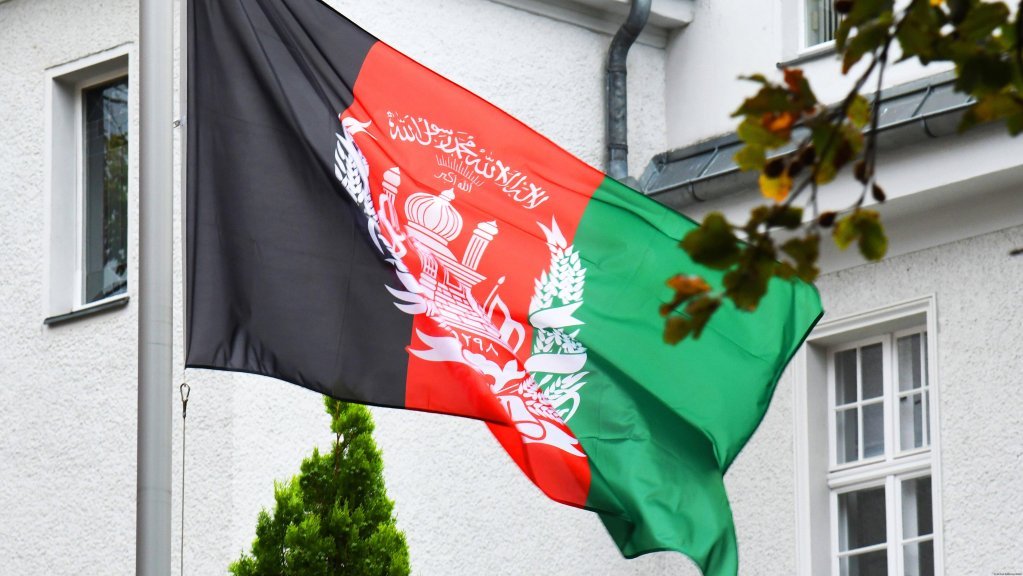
(861, 343), (883, 399)
(898, 334), (923, 391)
(805, 0), (843, 47)
(835, 349), (858, 405)
(839, 486), (887, 550)
(902, 476), (934, 538)
(837, 407), (859, 464)
(863, 402), (884, 458)
(900, 392), (927, 451)
(903, 540), (935, 576)
(83, 78), (129, 304)
(840, 549), (888, 576)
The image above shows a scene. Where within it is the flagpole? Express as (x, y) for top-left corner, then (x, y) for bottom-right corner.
(138, 0), (174, 573)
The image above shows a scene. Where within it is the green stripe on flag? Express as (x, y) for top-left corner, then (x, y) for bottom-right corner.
(564, 177), (822, 575)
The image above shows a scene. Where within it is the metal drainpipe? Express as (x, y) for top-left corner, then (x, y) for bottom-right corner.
(606, 0), (651, 185)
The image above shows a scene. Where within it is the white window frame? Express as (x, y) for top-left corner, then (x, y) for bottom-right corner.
(781, 0), (839, 62)
(827, 334), (892, 470)
(800, 0), (840, 54)
(44, 45), (133, 321)
(792, 295), (943, 576)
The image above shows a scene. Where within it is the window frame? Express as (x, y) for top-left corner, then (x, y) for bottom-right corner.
(827, 334), (893, 470)
(44, 45), (133, 323)
(892, 327), (931, 456)
(75, 72), (131, 310)
(800, 0), (840, 53)
(793, 295), (943, 576)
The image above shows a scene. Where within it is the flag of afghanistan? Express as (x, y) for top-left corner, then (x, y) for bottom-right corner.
(186, 1), (822, 574)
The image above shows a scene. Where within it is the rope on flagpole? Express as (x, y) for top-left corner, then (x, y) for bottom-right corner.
(179, 383), (190, 576)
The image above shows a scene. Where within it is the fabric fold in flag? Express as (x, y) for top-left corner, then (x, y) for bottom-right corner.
(186, 1), (823, 574)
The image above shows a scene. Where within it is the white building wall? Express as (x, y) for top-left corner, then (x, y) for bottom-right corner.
(813, 224), (1023, 576)
(724, 221), (1023, 576)
(662, 0), (954, 148)
(6, 0), (1020, 575)
(0, 1), (140, 575)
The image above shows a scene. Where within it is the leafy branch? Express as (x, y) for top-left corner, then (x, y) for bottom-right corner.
(663, 0), (1023, 343)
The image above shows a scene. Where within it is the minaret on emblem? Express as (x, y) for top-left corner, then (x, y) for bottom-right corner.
(462, 221), (498, 270)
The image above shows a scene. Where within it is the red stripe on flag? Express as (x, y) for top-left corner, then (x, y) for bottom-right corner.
(340, 42), (604, 507)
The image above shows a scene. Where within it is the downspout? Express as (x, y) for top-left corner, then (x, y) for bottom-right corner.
(606, 0), (651, 185)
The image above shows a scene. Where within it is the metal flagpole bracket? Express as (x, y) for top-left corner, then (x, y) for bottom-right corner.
(179, 383), (190, 419)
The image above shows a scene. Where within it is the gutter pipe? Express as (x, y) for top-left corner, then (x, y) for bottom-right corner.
(606, 0), (651, 184)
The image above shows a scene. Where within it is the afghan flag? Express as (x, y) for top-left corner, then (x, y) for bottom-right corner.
(186, 1), (822, 574)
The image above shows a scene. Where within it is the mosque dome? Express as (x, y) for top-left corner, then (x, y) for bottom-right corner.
(405, 188), (462, 243)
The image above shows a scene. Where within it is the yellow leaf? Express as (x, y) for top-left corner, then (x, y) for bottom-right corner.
(762, 111), (796, 137)
(929, 0), (942, 6)
(759, 172), (792, 202)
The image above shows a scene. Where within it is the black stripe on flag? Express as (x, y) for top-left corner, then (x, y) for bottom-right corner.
(186, 0), (412, 407)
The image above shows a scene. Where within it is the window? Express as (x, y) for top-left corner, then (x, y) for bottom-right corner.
(45, 46), (131, 323)
(794, 297), (942, 576)
(805, 0), (841, 48)
(828, 329), (934, 575)
(81, 78), (129, 304)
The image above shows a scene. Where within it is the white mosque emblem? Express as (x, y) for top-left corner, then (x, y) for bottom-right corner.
(334, 118), (585, 456)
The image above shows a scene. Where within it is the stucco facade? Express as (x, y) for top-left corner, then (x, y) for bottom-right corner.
(2, 0), (1021, 575)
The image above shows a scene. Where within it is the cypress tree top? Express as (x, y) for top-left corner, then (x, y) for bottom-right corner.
(230, 398), (410, 576)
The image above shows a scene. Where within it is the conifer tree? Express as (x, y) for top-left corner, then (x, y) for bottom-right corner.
(230, 398), (410, 576)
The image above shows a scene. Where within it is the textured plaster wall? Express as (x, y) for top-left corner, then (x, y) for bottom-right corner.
(0, 1), (140, 575)
(723, 223), (1023, 576)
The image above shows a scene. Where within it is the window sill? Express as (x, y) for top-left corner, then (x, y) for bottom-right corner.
(44, 295), (130, 326)
(777, 42), (838, 69)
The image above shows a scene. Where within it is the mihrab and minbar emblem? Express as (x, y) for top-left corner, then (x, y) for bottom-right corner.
(334, 116), (589, 455)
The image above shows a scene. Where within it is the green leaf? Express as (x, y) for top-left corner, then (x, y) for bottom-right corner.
(960, 92), (1023, 132)
(947, 0), (969, 24)
(775, 262), (798, 280)
(957, 1), (1009, 42)
(739, 73), (771, 84)
(784, 68), (820, 111)
(848, 94), (871, 128)
(1007, 112), (1023, 136)
(832, 210), (888, 259)
(723, 244), (775, 311)
(810, 123), (850, 184)
(781, 234), (821, 282)
(845, 0), (895, 27)
(895, 0), (942, 63)
(681, 212), (741, 270)
(856, 210), (888, 260)
(842, 122), (866, 155)
(833, 214), (859, 250)
(766, 205), (805, 229)
(843, 14), (893, 73)
(733, 86), (795, 117)
(836, 18), (854, 51)
(956, 53), (1014, 95)
(737, 117), (789, 149)
(734, 144), (767, 171)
